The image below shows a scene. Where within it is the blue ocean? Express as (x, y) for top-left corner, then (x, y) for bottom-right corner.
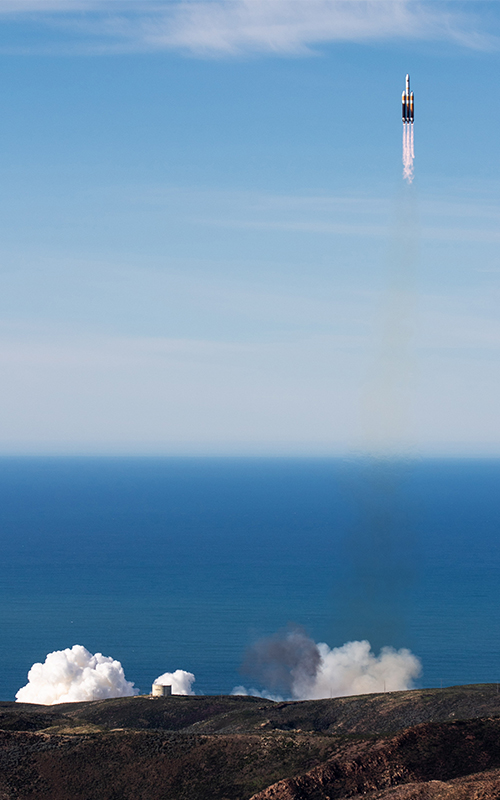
(1, 457), (500, 700)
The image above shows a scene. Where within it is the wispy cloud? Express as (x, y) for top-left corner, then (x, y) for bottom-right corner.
(141, 184), (500, 245)
(0, 0), (495, 56)
(145, 0), (494, 56)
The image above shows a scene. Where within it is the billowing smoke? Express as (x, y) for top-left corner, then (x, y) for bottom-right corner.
(154, 670), (196, 695)
(237, 628), (421, 700)
(402, 122), (414, 183)
(241, 626), (320, 696)
(15, 645), (137, 705)
(294, 639), (421, 699)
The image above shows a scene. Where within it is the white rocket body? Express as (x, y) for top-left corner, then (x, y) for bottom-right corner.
(402, 74), (414, 123)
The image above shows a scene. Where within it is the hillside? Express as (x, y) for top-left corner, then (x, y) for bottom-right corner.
(2, 685), (500, 799)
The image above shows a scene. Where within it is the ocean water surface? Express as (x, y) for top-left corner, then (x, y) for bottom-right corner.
(1, 457), (500, 700)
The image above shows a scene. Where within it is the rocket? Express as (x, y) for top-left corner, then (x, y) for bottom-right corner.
(402, 74), (414, 123)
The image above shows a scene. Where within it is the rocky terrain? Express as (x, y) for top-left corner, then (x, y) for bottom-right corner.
(2, 684), (500, 799)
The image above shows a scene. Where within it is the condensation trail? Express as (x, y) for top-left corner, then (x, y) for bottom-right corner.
(402, 123), (414, 184)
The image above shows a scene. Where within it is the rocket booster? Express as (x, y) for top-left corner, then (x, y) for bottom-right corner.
(402, 74), (414, 123)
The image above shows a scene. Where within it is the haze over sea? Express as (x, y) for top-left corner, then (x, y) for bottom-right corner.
(1, 456), (499, 701)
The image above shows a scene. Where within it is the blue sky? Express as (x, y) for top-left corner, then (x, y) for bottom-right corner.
(1, 0), (500, 455)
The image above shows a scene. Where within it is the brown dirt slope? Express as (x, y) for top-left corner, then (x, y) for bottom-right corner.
(249, 718), (500, 800)
(2, 687), (500, 799)
(366, 771), (500, 800)
(258, 770), (500, 800)
(0, 728), (340, 800)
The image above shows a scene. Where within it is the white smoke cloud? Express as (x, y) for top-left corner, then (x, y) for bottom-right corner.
(15, 645), (137, 705)
(154, 669), (196, 695)
(403, 123), (415, 184)
(293, 640), (421, 699)
(238, 632), (421, 700)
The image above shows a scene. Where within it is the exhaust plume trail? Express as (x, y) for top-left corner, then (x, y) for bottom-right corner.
(345, 76), (419, 650)
(351, 184), (418, 648)
(403, 122), (414, 184)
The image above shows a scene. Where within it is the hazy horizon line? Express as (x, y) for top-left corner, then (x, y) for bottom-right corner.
(0, 450), (499, 460)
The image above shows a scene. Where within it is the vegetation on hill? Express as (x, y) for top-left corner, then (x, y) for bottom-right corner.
(2, 684), (500, 799)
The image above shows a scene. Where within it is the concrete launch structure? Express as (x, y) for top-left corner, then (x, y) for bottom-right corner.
(402, 74), (414, 123)
(152, 683), (172, 697)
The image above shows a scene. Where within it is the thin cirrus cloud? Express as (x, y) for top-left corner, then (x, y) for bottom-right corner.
(0, 0), (494, 56)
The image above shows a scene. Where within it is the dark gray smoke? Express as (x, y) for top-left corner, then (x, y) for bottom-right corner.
(241, 626), (320, 695)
